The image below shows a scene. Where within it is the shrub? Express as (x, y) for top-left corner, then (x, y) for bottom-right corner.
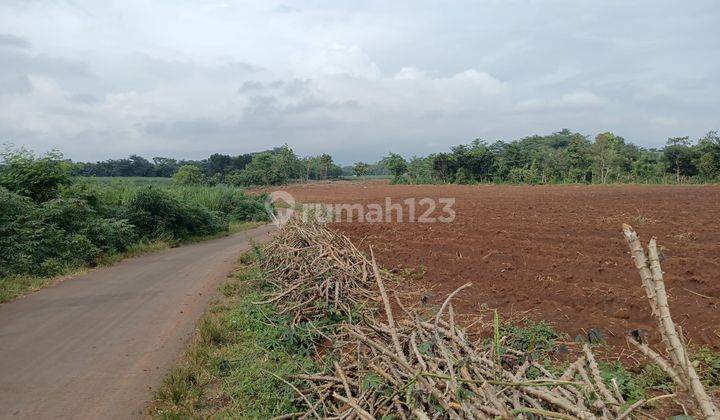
(0, 147), (73, 202)
(172, 165), (206, 186)
(124, 187), (227, 239)
(168, 185), (271, 222)
(0, 189), (138, 277)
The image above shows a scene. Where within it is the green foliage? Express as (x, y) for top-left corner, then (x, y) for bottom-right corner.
(386, 153), (408, 181)
(0, 153), (274, 301)
(693, 346), (720, 388)
(405, 156), (437, 184)
(499, 320), (565, 354)
(0, 187), (137, 278)
(635, 363), (673, 392)
(226, 146), (306, 186)
(124, 187), (227, 239)
(664, 136), (699, 182)
(168, 185), (270, 222)
(0, 147), (73, 202)
(172, 165), (206, 185)
(598, 361), (646, 403)
(353, 161), (370, 177)
(399, 128), (719, 185)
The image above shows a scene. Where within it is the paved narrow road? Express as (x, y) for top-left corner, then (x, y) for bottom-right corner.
(0, 224), (275, 420)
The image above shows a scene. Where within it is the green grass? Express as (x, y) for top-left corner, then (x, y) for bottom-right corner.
(150, 257), (320, 419)
(79, 176), (172, 185)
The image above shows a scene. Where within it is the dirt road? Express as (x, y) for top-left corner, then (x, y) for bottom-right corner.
(0, 224), (275, 419)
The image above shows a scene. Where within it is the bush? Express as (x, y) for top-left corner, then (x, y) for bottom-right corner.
(168, 185), (271, 222)
(124, 187), (227, 239)
(0, 148), (72, 202)
(38, 198), (137, 254)
(172, 165), (206, 186)
(0, 188), (138, 277)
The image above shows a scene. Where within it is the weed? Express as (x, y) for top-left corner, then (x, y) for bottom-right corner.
(499, 320), (566, 355)
(599, 361), (646, 403)
(636, 363), (673, 392)
(199, 318), (228, 346)
(156, 365), (202, 408)
(220, 280), (241, 297)
(693, 346), (720, 388)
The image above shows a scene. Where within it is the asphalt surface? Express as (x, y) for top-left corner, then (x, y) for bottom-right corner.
(0, 224), (275, 419)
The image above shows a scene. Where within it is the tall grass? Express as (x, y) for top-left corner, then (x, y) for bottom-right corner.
(74, 178), (266, 220)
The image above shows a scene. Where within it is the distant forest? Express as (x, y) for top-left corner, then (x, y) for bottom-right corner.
(69, 129), (720, 185)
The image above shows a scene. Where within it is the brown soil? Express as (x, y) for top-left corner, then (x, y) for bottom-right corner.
(272, 181), (720, 351)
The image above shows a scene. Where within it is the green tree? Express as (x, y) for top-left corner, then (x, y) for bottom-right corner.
(591, 132), (623, 184)
(353, 162), (370, 177)
(664, 136), (697, 183)
(270, 145), (302, 183)
(385, 153), (408, 181)
(0, 147), (72, 202)
(406, 156), (435, 184)
(697, 131), (720, 180)
(566, 135), (592, 182)
(152, 157), (179, 177)
(319, 154), (333, 180)
(172, 165), (206, 185)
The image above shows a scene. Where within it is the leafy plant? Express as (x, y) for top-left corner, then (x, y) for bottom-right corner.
(171, 165), (206, 186)
(499, 320), (565, 354)
(0, 147), (72, 202)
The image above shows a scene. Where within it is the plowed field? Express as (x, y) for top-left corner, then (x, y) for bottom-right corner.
(274, 181), (720, 350)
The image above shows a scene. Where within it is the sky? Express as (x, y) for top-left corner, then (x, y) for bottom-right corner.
(1, 0), (719, 164)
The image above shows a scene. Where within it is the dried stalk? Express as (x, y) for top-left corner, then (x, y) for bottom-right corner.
(252, 217), (718, 419)
(623, 224), (719, 419)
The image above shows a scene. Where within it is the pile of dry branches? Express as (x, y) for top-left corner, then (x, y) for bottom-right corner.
(258, 217), (377, 325)
(258, 218), (718, 419)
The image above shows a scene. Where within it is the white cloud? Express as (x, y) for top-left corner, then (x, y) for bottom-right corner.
(292, 44), (381, 79)
(0, 0), (719, 162)
(516, 91), (607, 111)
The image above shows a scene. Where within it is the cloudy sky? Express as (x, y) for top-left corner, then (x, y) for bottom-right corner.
(1, 0), (718, 163)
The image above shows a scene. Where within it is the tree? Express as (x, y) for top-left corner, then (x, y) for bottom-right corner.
(566, 135), (592, 182)
(431, 153), (455, 182)
(207, 153), (234, 177)
(0, 147), (72, 202)
(172, 165), (206, 185)
(353, 162), (370, 177)
(591, 132), (623, 184)
(319, 154), (333, 180)
(664, 136), (697, 183)
(385, 153), (408, 181)
(128, 155), (154, 176)
(152, 157), (178, 177)
(697, 131), (720, 180)
(271, 145), (302, 182)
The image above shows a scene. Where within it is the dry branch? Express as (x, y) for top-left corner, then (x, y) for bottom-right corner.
(253, 217), (718, 419)
(623, 224), (719, 419)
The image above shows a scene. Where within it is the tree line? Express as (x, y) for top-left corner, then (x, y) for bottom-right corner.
(73, 146), (345, 186)
(63, 128), (720, 186)
(365, 129), (720, 184)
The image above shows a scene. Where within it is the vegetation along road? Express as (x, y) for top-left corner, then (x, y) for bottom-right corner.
(0, 223), (275, 419)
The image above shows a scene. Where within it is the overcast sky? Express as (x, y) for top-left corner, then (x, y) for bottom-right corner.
(1, 1), (718, 164)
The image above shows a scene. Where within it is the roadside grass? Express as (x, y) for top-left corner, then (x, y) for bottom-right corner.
(0, 221), (265, 304)
(150, 253), (321, 419)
